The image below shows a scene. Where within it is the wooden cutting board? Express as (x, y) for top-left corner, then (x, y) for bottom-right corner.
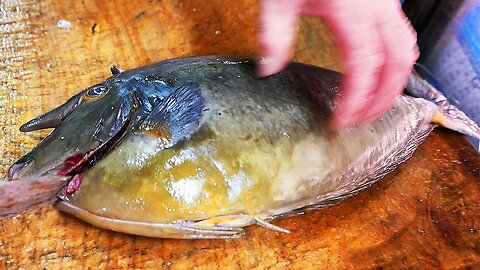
(0, 0), (479, 269)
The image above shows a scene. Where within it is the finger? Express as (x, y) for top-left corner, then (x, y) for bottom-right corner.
(258, 0), (305, 76)
(319, 4), (384, 128)
(360, 2), (419, 122)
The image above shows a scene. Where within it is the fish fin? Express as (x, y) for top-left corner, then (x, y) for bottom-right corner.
(286, 62), (342, 117)
(253, 217), (290, 233)
(194, 214), (290, 234)
(110, 65), (123, 75)
(406, 71), (480, 140)
(138, 82), (204, 146)
(55, 201), (244, 239)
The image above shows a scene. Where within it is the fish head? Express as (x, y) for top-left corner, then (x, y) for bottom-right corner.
(8, 70), (169, 178)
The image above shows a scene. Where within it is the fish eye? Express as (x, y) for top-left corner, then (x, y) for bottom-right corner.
(83, 85), (108, 101)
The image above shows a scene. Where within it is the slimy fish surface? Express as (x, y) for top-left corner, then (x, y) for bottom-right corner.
(3, 56), (479, 238)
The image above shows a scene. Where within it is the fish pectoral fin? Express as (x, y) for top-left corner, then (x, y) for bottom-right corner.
(138, 82), (205, 146)
(194, 214), (290, 234)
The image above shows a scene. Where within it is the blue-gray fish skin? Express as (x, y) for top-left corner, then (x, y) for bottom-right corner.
(9, 56), (477, 239)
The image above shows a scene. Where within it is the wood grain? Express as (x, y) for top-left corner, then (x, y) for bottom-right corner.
(0, 0), (479, 269)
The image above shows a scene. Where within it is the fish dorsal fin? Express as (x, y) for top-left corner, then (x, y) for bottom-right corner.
(110, 65), (123, 75)
(138, 82), (204, 147)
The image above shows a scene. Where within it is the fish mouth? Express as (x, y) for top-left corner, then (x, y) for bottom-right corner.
(8, 111), (134, 179)
(58, 115), (135, 176)
(8, 93), (140, 179)
(58, 95), (139, 177)
(57, 94), (140, 196)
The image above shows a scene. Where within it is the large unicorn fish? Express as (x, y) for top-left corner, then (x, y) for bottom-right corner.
(2, 56), (479, 239)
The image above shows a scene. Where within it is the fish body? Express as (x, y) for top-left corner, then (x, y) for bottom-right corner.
(5, 56), (480, 238)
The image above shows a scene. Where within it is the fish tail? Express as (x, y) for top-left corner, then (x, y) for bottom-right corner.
(406, 71), (480, 141)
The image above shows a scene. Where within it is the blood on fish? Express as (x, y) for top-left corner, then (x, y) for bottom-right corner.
(58, 153), (87, 175)
(65, 174), (82, 194)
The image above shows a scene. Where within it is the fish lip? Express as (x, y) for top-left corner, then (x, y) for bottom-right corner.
(8, 157), (34, 179)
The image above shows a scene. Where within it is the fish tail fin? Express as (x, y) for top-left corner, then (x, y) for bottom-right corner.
(406, 71), (480, 140)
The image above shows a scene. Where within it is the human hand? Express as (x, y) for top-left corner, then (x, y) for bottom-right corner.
(258, 0), (419, 129)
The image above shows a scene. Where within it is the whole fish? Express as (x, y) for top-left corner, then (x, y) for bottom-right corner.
(2, 56), (479, 239)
